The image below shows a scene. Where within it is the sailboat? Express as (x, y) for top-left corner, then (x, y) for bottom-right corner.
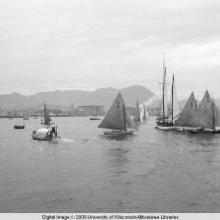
(133, 98), (141, 124)
(175, 90), (220, 133)
(32, 126), (59, 141)
(41, 102), (52, 125)
(98, 92), (135, 136)
(32, 102), (59, 141)
(156, 54), (180, 128)
(156, 74), (180, 130)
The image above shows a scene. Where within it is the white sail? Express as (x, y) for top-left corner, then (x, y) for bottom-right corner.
(98, 93), (135, 130)
(142, 104), (148, 121)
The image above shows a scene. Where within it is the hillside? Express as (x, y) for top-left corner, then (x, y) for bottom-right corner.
(0, 85), (155, 111)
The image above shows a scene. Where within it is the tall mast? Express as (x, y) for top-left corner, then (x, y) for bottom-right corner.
(123, 103), (127, 131)
(162, 52), (167, 118)
(143, 104), (146, 120)
(212, 98), (216, 131)
(43, 102), (46, 122)
(171, 74), (174, 124)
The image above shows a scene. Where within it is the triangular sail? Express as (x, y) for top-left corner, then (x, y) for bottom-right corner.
(175, 92), (197, 127)
(98, 93), (134, 130)
(197, 91), (218, 129)
(160, 54), (168, 118)
(171, 75), (180, 122)
(199, 90), (212, 109)
(43, 103), (51, 125)
(175, 91), (220, 129)
(134, 98), (141, 123)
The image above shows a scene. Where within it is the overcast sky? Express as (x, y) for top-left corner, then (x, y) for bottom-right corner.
(0, 0), (220, 99)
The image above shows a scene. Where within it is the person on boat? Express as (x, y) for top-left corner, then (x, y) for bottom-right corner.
(48, 126), (58, 138)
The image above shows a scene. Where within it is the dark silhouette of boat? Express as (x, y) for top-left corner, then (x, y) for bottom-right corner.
(14, 125), (25, 129)
(90, 117), (101, 120)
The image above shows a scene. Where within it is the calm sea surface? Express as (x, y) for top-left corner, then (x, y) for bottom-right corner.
(0, 117), (220, 213)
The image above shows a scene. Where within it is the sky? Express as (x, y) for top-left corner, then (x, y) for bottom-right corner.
(0, 0), (220, 99)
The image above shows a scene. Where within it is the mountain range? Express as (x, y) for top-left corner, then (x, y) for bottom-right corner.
(0, 85), (156, 111)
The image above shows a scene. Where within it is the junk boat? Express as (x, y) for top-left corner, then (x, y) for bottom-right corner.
(32, 126), (59, 141)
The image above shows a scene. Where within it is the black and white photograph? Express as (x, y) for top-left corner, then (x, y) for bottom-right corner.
(0, 0), (220, 218)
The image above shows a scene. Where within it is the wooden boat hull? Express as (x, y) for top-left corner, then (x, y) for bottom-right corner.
(156, 125), (220, 134)
(155, 125), (178, 131)
(104, 130), (134, 136)
(187, 128), (220, 134)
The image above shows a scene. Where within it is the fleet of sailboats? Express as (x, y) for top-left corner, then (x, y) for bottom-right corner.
(175, 91), (220, 133)
(5, 54), (220, 140)
(155, 55), (220, 133)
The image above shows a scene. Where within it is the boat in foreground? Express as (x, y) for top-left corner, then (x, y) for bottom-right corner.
(98, 92), (135, 136)
(32, 126), (59, 141)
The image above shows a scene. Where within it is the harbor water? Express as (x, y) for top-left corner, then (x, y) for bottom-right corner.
(0, 117), (220, 212)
